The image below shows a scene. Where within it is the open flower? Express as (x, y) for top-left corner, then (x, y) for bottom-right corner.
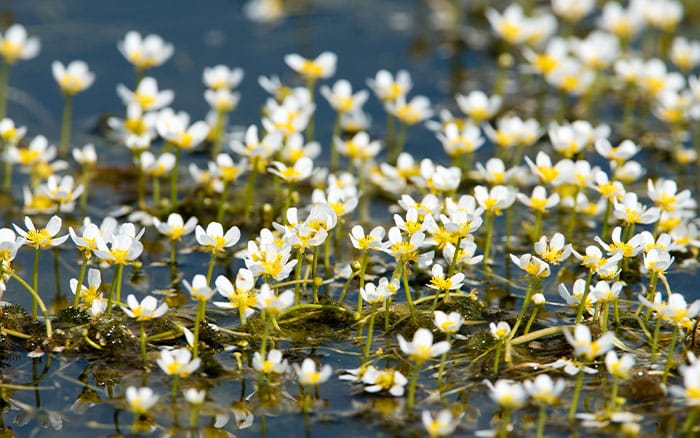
(52, 60), (95, 95)
(117, 77), (174, 111)
(203, 65), (244, 90)
(361, 367), (408, 397)
(153, 213), (197, 241)
(422, 409), (460, 437)
(484, 379), (527, 410)
(321, 79), (368, 114)
(523, 374), (566, 405)
(397, 328), (450, 363)
(14, 215), (68, 249)
(563, 324), (615, 361)
(434, 310), (464, 335)
(253, 349), (288, 375)
(605, 351), (635, 379)
(157, 348), (201, 377)
(121, 294), (169, 321)
(126, 386), (159, 415)
(534, 233), (572, 265)
(214, 270), (257, 323)
(118, 31), (173, 71)
(293, 358), (332, 385)
(285, 52), (336, 80)
(195, 222), (240, 254)
(183, 274), (216, 302)
(70, 268), (102, 309)
(0, 24), (40, 64)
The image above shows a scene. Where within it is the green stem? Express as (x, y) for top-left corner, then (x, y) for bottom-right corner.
(32, 249), (40, 320)
(305, 78), (316, 143)
(311, 246), (319, 303)
(363, 303), (378, 364)
(192, 298), (206, 359)
(169, 240), (177, 266)
(482, 212), (495, 267)
(152, 176), (160, 207)
(211, 110), (226, 159)
(651, 317), (662, 361)
(386, 113), (395, 154)
(206, 252), (216, 284)
(601, 198), (613, 241)
(493, 341), (502, 375)
(499, 408), (511, 438)
(357, 251), (369, 315)
(390, 123), (408, 164)
(523, 306), (540, 335)
(330, 114), (341, 173)
(609, 375), (619, 412)
(402, 261), (417, 323)
(568, 364), (586, 421)
(170, 147), (182, 208)
(662, 325), (680, 385)
(135, 153), (145, 208)
(294, 248), (304, 305)
(536, 403), (547, 438)
(0, 61), (9, 119)
(242, 157), (259, 221)
(3, 150), (12, 193)
(533, 210), (543, 241)
(575, 270), (594, 324)
(437, 333), (451, 390)
(139, 321), (148, 364)
(59, 95), (73, 157)
(216, 180), (230, 223)
(80, 165), (90, 213)
(509, 277), (536, 339)
(683, 406), (699, 434)
(10, 272), (52, 338)
(260, 310), (270, 357)
(358, 160), (369, 222)
(114, 264), (124, 306)
(406, 362), (420, 411)
(73, 256), (89, 308)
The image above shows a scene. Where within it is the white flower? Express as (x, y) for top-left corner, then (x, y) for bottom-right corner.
(349, 225), (386, 251)
(153, 213), (197, 241)
(121, 294), (168, 321)
(563, 324), (615, 361)
(72, 143), (97, 166)
(523, 374), (566, 405)
(0, 24), (40, 64)
(367, 69), (412, 102)
(118, 31), (173, 70)
(183, 274), (215, 301)
(397, 328), (450, 363)
(13, 215), (68, 249)
(117, 77), (174, 111)
(510, 253), (550, 278)
(52, 60), (95, 95)
(490, 321), (511, 340)
(285, 51), (336, 79)
(387, 95), (433, 125)
(484, 379), (527, 409)
(195, 222), (240, 254)
(422, 409), (460, 437)
(268, 157), (313, 183)
(157, 348), (201, 377)
(256, 283), (294, 314)
(214, 270), (256, 323)
(455, 90), (501, 122)
(605, 351), (635, 379)
(534, 233), (572, 265)
(126, 386), (159, 415)
(320, 79), (368, 114)
(434, 310), (464, 334)
(203, 65), (244, 90)
(252, 349), (288, 375)
(362, 367), (408, 397)
(293, 358), (332, 385)
(183, 388), (206, 405)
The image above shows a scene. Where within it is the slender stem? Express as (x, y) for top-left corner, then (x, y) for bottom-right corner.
(152, 176), (160, 207)
(482, 213), (495, 267)
(216, 180), (229, 222)
(402, 261), (417, 323)
(499, 408), (511, 438)
(358, 160), (369, 222)
(330, 114), (341, 173)
(523, 306), (540, 335)
(192, 298), (206, 359)
(114, 264), (124, 305)
(3, 147), (12, 193)
(536, 404), (547, 438)
(601, 198), (613, 241)
(609, 375), (619, 412)
(683, 406), (699, 434)
(80, 165), (90, 213)
(31, 248), (40, 320)
(10, 272), (52, 338)
(294, 248), (304, 305)
(533, 210), (543, 241)
(575, 270), (594, 324)
(305, 78), (316, 143)
(651, 316), (662, 361)
(390, 123), (408, 164)
(73, 256), (89, 308)
(169, 239), (177, 265)
(170, 147), (182, 208)
(568, 365), (586, 421)
(135, 153), (145, 208)
(210, 110), (226, 159)
(0, 61), (9, 119)
(357, 251), (369, 315)
(259, 310), (270, 357)
(363, 303), (378, 364)
(662, 325), (680, 385)
(437, 333), (451, 390)
(206, 252), (216, 284)
(493, 341), (502, 375)
(406, 362), (420, 411)
(242, 158), (259, 221)
(140, 321), (147, 364)
(311, 246), (319, 303)
(509, 277), (536, 339)
(59, 95), (73, 157)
